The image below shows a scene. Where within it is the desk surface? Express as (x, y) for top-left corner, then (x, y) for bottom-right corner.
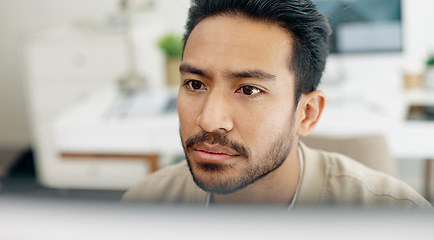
(54, 86), (182, 155)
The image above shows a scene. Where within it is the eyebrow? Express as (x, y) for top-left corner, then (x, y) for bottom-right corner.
(179, 63), (212, 78)
(227, 70), (276, 81)
(179, 63), (276, 81)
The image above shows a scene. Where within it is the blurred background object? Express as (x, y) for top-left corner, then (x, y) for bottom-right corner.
(301, 135), (397, 177)
(314, 0), (402, 54)
(158, 33), (183, 90)
(425, 55), (434, 89)
(314, 0), (402, 85)
(0, 0), (190, 199)
(117, 0), (155, 93)
(0, 0), (433, 203)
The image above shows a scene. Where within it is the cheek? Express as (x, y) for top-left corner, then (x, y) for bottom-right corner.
(177, 96), (200, 135)
(235, 104), (291, 150)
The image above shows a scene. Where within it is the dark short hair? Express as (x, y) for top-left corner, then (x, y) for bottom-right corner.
(183, 0), (331, 104)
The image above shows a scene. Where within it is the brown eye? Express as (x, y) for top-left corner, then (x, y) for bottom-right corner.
(188, 80), (204, 90)
(240, 86), (261, 95)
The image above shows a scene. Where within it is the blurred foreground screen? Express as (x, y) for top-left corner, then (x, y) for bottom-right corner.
(0, 197), (433, 240)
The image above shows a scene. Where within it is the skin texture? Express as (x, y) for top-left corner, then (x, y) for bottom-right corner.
(177, 15), (325, 204)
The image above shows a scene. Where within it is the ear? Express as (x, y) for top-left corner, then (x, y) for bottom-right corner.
(296, 90), (326, 137)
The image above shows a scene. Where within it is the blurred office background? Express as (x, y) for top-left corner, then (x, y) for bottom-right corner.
(0, 0), (434, 203)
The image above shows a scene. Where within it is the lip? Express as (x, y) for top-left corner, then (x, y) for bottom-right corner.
(192, 142), (240, 163)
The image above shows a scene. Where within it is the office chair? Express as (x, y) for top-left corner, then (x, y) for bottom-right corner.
(301, 134), (397, 177)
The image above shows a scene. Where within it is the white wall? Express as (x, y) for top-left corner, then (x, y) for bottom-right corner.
(0, 0), (119, 148)
(402, 0), (434, 71)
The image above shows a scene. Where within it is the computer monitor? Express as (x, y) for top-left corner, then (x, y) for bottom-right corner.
(313, 0), (402, 53)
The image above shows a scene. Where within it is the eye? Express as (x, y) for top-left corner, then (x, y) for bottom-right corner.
(184, 80), (206, 91)
(237, 86), (262, 96)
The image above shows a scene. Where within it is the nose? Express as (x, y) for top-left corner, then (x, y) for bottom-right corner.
(197, 89), (234, 133)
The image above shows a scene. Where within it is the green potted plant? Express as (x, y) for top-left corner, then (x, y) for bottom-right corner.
(158, 33), (184, 87)
(426, 55), (434, 88)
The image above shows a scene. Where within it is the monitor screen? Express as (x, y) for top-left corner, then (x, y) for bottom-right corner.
(313, 0), (402, 53)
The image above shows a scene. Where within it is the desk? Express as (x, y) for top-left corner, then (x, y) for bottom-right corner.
(54, 86), (182, 156)
(52, 86), (182, 189)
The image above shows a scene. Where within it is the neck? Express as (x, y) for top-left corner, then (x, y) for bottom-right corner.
(212, 145), (301, 205)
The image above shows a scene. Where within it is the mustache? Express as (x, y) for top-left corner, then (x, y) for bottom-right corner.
(185, 131), (250, 159)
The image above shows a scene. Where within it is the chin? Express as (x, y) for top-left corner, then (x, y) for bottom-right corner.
(187, 159), (246, 194)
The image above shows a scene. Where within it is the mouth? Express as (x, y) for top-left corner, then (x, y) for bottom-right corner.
(192, 142), (240, 164)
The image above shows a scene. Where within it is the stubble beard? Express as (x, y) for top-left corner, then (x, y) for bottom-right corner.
(181, 122), (295, 195)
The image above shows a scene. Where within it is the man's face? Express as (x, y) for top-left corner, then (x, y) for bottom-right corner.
(177, 15), (299, 194)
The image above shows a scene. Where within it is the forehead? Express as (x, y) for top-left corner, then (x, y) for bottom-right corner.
(183, 15), (293, 75)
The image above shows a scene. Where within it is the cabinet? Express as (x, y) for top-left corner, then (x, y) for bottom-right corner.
(24, 28), (150, 190)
